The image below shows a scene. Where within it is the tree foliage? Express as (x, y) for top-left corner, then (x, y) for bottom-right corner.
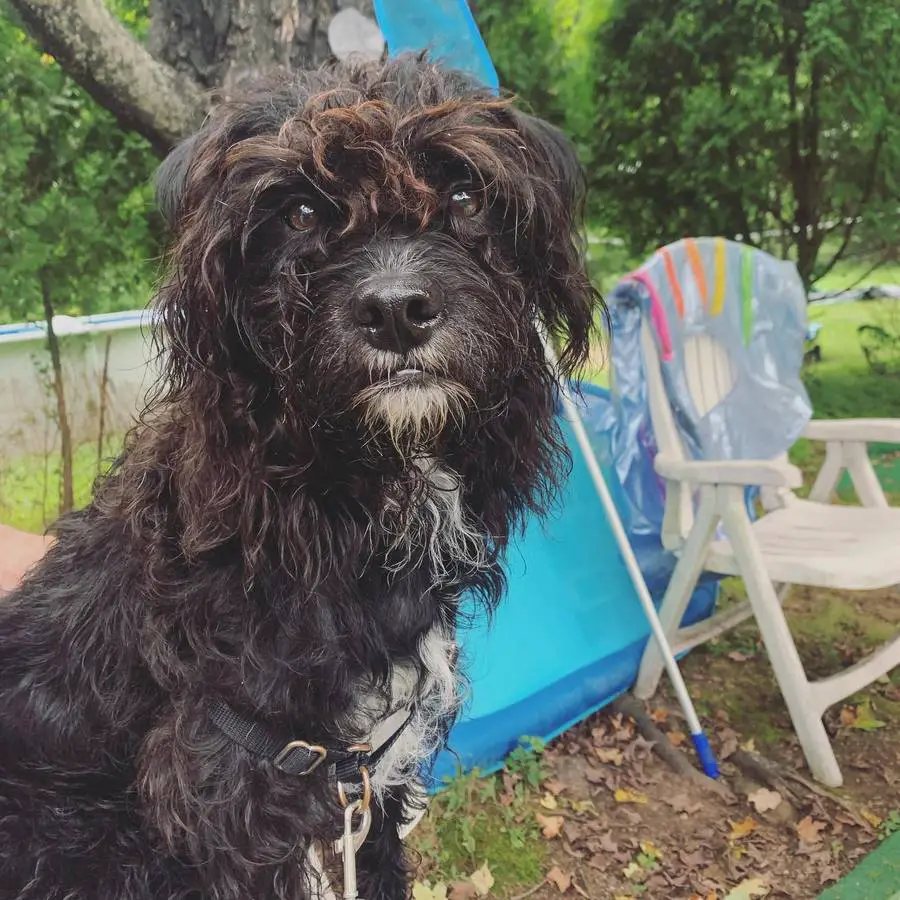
(0, 1), (160, 323)
(588, 0), (900, 289)
(4, 0), (898, 311)
(477, 0), (609, 166)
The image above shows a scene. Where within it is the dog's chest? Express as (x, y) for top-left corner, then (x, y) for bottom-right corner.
(380, 461), (487, 580)
(355, 465), (486, 792)
(355, 625), (460, 793)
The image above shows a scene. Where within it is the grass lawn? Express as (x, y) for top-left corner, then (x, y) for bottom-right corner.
(0, 438), (119, 533)
(815, 258), (900, 295)
(804, 299), (900, 419)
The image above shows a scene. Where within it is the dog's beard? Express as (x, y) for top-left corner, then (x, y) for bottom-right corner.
(353, 376), (474, 452)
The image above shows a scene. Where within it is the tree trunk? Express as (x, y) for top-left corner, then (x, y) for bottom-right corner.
(39, 276), (75, 515)
(97, 335), (113, 475)
(148, 0), (373, 94)
(9, 0), (206, 155)
(11, 0), (375, 154)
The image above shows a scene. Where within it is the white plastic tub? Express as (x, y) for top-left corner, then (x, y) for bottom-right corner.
(0, 310), (158, 456)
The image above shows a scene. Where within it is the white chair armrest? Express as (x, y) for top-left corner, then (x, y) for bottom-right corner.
(802, 419), (900, 445)
(655, 453), (803, 488)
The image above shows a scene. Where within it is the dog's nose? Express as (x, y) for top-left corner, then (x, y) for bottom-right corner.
(352, 277), (444, 353)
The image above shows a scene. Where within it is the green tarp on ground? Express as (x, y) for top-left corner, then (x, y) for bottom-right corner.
(819, 832), (900, 899)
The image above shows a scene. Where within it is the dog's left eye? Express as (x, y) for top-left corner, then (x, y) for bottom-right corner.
(448, 189), (483, 218)
(285, 202), (320, 231)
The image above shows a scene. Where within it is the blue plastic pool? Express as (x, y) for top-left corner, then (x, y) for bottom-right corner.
(432, 385), (717, 782)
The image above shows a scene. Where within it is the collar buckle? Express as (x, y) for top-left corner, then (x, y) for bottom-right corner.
(273, 740), (327, 775)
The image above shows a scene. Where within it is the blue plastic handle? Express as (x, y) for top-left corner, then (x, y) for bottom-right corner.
(373, 0), (500, 94)
(691, 730), (720, 779)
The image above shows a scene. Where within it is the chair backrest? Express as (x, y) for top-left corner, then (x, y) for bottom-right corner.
(607, 238), (813, 550)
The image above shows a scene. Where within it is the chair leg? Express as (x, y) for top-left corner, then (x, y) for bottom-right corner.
(634, 486), (719, 699)
(720, 487), (843, 787)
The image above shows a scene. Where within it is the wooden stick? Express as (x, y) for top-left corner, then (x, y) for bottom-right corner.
(730, 748), (798, 802)
(731, 748), (874, 833)
(510, 881), (546, 900)
(613, 695), (734, 799)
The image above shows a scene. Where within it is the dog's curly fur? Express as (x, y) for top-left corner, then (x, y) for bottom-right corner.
(0, 56), (600, 899)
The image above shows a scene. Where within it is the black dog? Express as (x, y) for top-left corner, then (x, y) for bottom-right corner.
(0, 56), (599, 899)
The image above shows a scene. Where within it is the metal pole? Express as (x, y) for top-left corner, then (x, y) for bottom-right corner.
(543, 336), (719, 778)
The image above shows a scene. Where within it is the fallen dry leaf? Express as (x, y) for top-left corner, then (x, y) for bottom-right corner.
(614, 787), (649, 804)
(720, 734), (740, 759)
(728, 817), (759, 841)
(584, 766), (615, 788)
(622, 861), (643, 880)
(667, 730), (687, 747)
(571, 880), (589, 899)
(650, 707), (669, 723)
(547, 866), (573, 892)
(595, 746), (624, 766)
(862, 809), (883, 828)
(724, 877), (769, 899)
(540, 792), (559, 810)
(447, 883), (477, 900)
(499, 771), (517, 807)
(469, 863), (494, 898)
(747, 787), (783, 813)
(413, 882), (448, 900)
(569, 799), (596, 815)
(544, 778), (566, 796)
(536, 813), (565, 839)
(796, 816), (827, 846)
(598, 831), (619, 853)
(665, 792), (703, 815)
(839, 702), (886, 731)
(680, 848), (711, 868)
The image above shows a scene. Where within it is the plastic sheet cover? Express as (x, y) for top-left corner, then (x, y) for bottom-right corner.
(595, 237), (813, 538)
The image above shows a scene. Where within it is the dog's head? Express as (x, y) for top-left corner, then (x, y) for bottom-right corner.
(154, 55), (599, 458)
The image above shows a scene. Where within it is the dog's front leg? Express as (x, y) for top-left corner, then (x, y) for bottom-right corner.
(355, 785), (417, 900)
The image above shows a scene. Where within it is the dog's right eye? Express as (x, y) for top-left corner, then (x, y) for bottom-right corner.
(285, 202), (319, 232)
(448, 188), (483, 219)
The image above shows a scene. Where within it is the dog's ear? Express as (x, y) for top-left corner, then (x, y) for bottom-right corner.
(511, 111), (584, 210)
(155, 133), (202, 230)
(511, 111), (602, 377)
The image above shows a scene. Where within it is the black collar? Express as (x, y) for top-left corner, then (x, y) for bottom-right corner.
(208, 698), (411, 785)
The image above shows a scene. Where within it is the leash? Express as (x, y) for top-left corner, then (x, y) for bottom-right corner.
(209, 699), (414, 899)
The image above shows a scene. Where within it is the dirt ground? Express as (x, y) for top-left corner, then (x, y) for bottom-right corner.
(413, 581), (900, 900)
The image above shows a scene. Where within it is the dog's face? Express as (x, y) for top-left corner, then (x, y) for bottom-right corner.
(155, 57), (597, 456)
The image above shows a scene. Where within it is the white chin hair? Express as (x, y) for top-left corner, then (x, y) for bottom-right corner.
(355, 380), (473, 449)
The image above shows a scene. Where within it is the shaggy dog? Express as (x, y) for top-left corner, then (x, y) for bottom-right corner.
(0, 56), (599, 899)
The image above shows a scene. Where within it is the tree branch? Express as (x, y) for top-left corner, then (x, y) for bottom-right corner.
(814, 248), (895, 295)
(814, 132), (887, 284)
(9, 0), (206, 155)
